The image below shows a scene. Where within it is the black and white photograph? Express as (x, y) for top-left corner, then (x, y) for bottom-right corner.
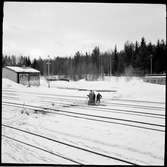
(2, 2), (166, 165)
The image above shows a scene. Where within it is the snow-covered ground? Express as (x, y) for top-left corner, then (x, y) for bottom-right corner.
(2, 76), (165, 165)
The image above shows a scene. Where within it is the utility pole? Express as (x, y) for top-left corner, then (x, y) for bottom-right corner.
(150, 54), (153, 74)
(46, 55), (51, 88)
(101, 56), (103, 78)
(99, 55), (102, 78)
(109, 54), (111, 76)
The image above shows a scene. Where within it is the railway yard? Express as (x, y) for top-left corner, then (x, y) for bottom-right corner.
(2, 77), (165, 165)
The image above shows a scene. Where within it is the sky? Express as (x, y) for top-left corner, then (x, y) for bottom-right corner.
(3, 2), (166, 60)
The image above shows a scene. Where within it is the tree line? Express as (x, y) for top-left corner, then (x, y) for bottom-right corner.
(2, 37), (166, 80)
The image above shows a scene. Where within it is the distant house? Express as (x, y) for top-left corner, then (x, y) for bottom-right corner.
(143, 74), (166, 85)
(2, 66), (40, 86)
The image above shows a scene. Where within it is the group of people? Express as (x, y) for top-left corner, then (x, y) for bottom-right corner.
(87, 90), (102, 105)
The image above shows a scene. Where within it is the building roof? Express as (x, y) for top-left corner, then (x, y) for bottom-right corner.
(144, 75), (166, 78)
(5, 66), (40, 73)
(146, 74), (166, 76)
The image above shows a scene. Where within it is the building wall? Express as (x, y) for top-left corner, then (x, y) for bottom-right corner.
(29, 73), (40, 86)
(18, 73), (29, 85)
(143, 76), (166, 85)
(2, 68), (18, 83)
(18, 73), (40, 86)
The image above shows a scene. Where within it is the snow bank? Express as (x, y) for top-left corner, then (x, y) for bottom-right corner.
(2, 76), (165, 164)
(2, 78), (24, 89)
(3, 76), (165, 103)
(44, 76), (165, 102)
(115, 77), (165, 102)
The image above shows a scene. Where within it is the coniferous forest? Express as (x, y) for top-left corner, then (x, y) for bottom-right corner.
(2, 37), (166, 80)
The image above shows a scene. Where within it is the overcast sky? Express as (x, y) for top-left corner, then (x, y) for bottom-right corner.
(3, 2), (166, 59)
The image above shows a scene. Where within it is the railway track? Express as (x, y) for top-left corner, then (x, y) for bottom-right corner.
(39, 99), (165, 118)
(2, 94), (165, 119)
(2, 100), (165, 132)
(2, 87), (165, 165)
(2, 88), (165, 110)
(104, 101), (165, 110)
(2, 89), (165, 123)
(110, 98), (165, 104)
(2, 135), (81, 164)
(2, 90), (165, 116)
(2, 124), (136, 165)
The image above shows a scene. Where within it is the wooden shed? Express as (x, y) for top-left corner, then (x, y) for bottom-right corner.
(2, 66), (40, 86)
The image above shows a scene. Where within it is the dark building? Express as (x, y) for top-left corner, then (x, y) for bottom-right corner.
(2, 66), (40, 86)
(143, 74), (166, 85)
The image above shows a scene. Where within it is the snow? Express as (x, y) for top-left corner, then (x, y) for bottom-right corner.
(2, 78), (25, 88)
(2, 76), (165, 165)
(5, 66), (40, 73)
(39, 76), (165, 102)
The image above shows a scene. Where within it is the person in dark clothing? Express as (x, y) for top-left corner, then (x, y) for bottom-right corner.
(88, 90), (96, 105)
(88, 90), (93, 99)
(92, 91), (96, 102)
(96, 93), (102, 104)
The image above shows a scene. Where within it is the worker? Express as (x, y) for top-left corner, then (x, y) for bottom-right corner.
(88, 90), (96, 105)
(96, 93), (102, 104)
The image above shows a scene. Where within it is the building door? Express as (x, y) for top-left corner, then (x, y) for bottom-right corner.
(29, 74), (40, 86)
(19, 73), (29, 85)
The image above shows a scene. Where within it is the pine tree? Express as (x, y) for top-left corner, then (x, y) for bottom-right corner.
(112, 45), (118, 75)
